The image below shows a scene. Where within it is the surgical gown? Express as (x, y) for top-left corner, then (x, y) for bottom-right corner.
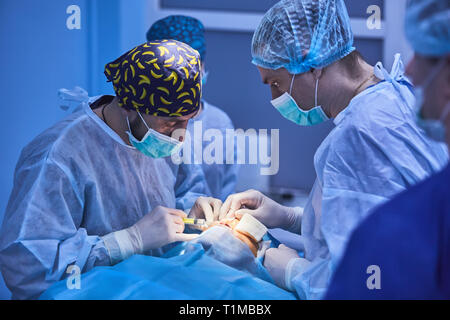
(325, 164), (450, 299)
(0, 97), (205, 299)
(286, 55), (449, 299)
(181, 100), (239, 203)
(59, 89), (209, 213)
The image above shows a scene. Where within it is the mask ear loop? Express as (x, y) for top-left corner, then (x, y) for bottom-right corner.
(126, 116), (132, 131)
(136, 111), (151, 130)
(315, 78), (319, 108)
(289, 74), (319, 107)
(127, 112), (151, 139)
(289, 74), (296, 95)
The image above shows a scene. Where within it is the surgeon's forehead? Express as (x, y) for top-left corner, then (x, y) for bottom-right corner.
(258, 66), (287, 83)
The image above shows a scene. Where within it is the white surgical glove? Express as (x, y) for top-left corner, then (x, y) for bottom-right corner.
(264, 244), (309, 291)
(188, 196), (223, 224)
(219, 189), (303, 232)
(102, 206), (198, 264)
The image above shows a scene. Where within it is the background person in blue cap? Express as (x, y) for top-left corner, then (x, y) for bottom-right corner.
(214, 0), (448, 299)
(325, 0), (450, 300)
(147, 15), (239, 215)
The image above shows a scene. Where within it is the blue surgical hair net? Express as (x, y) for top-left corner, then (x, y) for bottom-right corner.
(251, 0), (355, 74)
(405, 0), (450, 57)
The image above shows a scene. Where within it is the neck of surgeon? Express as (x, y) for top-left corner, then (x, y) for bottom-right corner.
(93, 98), (133, 145)
(321, 53), (378, 119)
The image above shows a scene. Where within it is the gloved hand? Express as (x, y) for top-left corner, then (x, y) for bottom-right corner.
(264, 244), (300, 291)
(219, 189), (303, 232)
(103, 206), (198, 263)
(133, 206), (199, 249)
(189, 196), (223, 224)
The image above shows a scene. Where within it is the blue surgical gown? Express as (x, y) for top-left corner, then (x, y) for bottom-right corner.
(180, 100), (239, 203)
(286, 55), (449, 299)
(0, 97), (205, 299)
(41, 227), (296, 300)
(325, 163), (450, 300)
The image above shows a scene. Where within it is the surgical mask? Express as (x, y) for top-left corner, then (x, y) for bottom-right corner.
(270, 75), (328, 126)
(414, 58), (449, 142)
(126, 112), (183, 158)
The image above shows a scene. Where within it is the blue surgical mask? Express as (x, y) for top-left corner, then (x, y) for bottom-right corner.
(414, 58), (449, 142)
(271, 75), (328, 126)
(126, 112), (182, 158)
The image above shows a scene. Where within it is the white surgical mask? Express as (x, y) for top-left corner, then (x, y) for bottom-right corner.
(414, 58), (449, 142)
(271, 75), (328, 126)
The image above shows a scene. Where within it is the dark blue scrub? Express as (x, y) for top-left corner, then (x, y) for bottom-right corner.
(325, 164), (450, 299)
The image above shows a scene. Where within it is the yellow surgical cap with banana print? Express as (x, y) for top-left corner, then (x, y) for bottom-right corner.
(105, 39), (202, 117)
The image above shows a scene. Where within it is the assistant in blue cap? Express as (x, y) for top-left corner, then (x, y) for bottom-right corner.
(405, 0), (450, 57)
(147, 15), (206, 60)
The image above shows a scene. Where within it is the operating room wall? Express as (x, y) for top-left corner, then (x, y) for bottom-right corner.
(161, 0), (384, 17)
(0, 0), (84, 299)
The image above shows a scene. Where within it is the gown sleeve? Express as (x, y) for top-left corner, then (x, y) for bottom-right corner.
(289, 123), (414, 299)
(0, 157), (111, 299)
(174, 162), (209, 211)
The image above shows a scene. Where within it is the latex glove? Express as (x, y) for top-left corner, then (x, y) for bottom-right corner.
(103, 206), (198, 263)
(264, 244), (300, 291)
(189, 196), (223, 225)
(219, 189), (302, 231)
(134, 206), (199, 249)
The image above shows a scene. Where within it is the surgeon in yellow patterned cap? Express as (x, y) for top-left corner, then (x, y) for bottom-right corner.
(103, 39), (202, 158)
(0, 40), (206, 299)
